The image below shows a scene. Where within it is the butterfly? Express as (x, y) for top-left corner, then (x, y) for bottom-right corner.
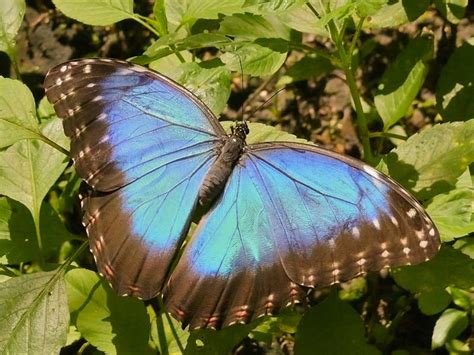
(44, 58), (440, 329)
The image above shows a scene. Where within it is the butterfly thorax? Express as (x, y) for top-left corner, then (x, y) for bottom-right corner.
(198, 123), (249, 205)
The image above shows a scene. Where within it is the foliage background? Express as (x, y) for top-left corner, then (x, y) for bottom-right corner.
(0, 0), (473, 354)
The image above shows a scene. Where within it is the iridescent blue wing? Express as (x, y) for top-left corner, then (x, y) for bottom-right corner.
(45, 59), (223, 299)
(164, 142), (440, 329)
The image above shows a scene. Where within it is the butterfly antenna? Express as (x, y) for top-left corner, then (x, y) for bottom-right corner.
(249, 87), (286, 117)
(236, 54), (246, 124)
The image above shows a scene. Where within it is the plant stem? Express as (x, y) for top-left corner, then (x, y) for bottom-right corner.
(328, 17), (374, 164)
(132, 15), (162, 37)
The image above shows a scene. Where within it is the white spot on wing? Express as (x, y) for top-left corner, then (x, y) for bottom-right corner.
(429, 228), (436, 236)
(419, 240), (428, 248)
(390, 215), (399, 227)
(56, 78), (63, 86)
(352, 227), (360, 238)
(407, 208), (417, 218)
(60, 65), (68, 72)
(84, 64), (92, 73)
(373, 218), (381, 230)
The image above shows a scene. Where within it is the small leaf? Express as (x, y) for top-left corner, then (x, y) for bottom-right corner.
(65, 268), (150, 354)
(276, 54), (333, 86)
(149, 306), (189, 354)
(294, 292), (380, 355)
(0, 78), (41, 149)
(426, 169), (474, 242)
(374, 36), (433, 130)
(436, 42), (474, 121)
(277, 4), (328, 36)
(0, 117), (69, 228)
(417, 288), (452, 315)
(0, 197), (75, 264)
(384, 121), (474, 199)
(434, 0), (468, 24)
(393, 245), (474, 294)
(356, 0), (388, 17)
(172, 61), (231, 115)
(219, 13), (290, 40)
(0, 0), (25, 56)
(0, 271), (69, 354)
(221, 40), (287, 76)
(221, 122), (309, 145)
(152, 0), (168, 35)
(432, 308), (468, 349)
(448, 287), (474, 311)
(52, 0), (134, 26)
(365, 0), (430, 28)
(453, 236), (474, 259)
(167, 0), (245, 25)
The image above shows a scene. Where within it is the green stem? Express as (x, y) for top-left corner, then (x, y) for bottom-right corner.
(8, 47), (22, 81)
(328, 18), (374, 164)
(369, 132), (407, 141)
(61, 241), (89, 272)
(132, 15), (162, 37)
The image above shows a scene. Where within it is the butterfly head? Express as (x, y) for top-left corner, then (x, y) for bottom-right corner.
(231, 122), (249, 141)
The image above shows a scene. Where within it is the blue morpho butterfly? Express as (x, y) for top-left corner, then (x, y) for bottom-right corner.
(44, 58), (440, 329)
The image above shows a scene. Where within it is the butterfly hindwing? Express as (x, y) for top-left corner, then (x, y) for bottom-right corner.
(45, 59), (223, 299)
(164, 142), (440, 328)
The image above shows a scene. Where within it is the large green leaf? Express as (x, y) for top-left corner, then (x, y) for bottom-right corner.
(160, 61), (231, 116)
(432, 308), (469, 349)
(427, 169), (474, 242)
(276, 54), (333, 87)
(393, 246), (474, 295)
(384, 121), (474, 199)
(166, 0), (245, 25)
(149, 306), (189, 354)
(0, 271), (69, 354)
(0, 0), (25, 57)
(52, 0), (134, 25)
(0, 78), (41, 149)
(0, 197), (75, 264)
(374, 36), (433, 130)
(365, 0), (430, 28)
(436, 42), (474, 122)
(219, 13), (290, 40)
(220, 40), (287, 76)
(65, 268), (151, 354)
(0, 117), (69, 235)
(294, 292), (380, 355)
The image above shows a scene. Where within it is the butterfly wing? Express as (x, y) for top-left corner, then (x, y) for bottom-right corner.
(164, 142), (440, 328)
(45, 59), (224, 299)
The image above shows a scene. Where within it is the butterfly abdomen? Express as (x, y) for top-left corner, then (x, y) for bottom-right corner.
(199, 135), (245, 205)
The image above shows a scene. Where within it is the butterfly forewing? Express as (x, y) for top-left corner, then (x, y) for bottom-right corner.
(45, 59), (223, 299)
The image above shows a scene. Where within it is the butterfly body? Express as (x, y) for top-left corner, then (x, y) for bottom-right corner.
(44, 58), (440, 329)
(199, 122), (248, 205)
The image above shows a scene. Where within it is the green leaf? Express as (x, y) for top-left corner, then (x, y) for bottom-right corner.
(436, 42), (474, 121)
(355, 0), (388, 17)
(220, 40), (287, 76)
(384, 121), (474, 199)
(426, 169), (474, 242)
(432, 308), (468, 349)
(152, 0), (168, 35)
(0, 78), (41, 149)
(448, 287), (474, 311)
(167, 0), (245, 25)
(277, 3), (327, 36)
(453, 236), (474, 259)
(0, 117), (69, 233)
(294, 292), (380, 355)
(276, 54), (333, 87)
(172, 61), (231, 115)
(149, 306), (189, 355)
(365, 0), (430, 28)
(0, 271), (69, 354)
(434, 0), (468, 24)
(186, 324), (256, 354)
(221, 122), (309, 144)
(0, 0), (25, 57)
(0, 197), (75, 264)
(52, 0), (134, 26)
(374, 36), (433, 130)
(65, 268), (151, 354)
(417, 288), (452, 315)
(393, 245), (474, 295)
(219, 13), (290, 40)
